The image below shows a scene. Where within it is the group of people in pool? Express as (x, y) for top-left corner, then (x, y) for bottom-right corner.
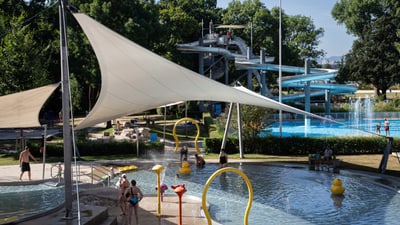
(375, 118), (390, 136)
(179, 144), (229, 168)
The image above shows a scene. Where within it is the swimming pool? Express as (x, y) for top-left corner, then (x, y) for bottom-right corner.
(119, 163), (400, 225)
(266, 120), (400, 138)
(0, 183), (64, 222)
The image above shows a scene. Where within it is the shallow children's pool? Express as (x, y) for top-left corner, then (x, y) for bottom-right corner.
(119, 163), (400, 225)
(0, 183), (64, 222)
(1, 162), (399, 225)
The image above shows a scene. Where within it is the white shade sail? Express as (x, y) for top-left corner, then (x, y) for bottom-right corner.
(0, 83), (60, 128)
(73, 13), (329, 130)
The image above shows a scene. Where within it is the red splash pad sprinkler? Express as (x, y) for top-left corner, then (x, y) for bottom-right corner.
(171, 184), (187, 225)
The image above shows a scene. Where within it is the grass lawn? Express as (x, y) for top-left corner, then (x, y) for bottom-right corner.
(204, 153), (400, 177)
(0, 154), (18, 166)
(2, 152), (399, 177)
(3, 119), (400, 178)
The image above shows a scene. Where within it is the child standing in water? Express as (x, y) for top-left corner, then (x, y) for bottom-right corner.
(219, 149), (228, 168)
(376, 123), (381, 135)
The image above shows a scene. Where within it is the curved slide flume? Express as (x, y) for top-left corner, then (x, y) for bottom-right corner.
(177, 37), (275, 62)
(235, 60), (356, 101)
(177, 38), (356, 102)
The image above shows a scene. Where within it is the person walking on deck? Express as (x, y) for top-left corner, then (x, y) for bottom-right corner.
(18, 146), (37, 181)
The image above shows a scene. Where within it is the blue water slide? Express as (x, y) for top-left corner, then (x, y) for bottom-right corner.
(272, 91), (326, 101)
(285, 82), (357, 92)
(177, 37), (275, 62)
(177, 44), (237, 59)
(235, 60), (357, 101)
(177, 38), (356, 102)
(235, 60), (337, 74)
(281, 73), (336, 84)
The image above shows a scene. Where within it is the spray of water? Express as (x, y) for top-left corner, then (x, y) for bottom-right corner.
(350, 95), (373, 133)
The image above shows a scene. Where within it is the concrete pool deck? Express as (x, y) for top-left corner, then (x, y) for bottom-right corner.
(0, 162), (211, 225)
(2, 147), (400, 225)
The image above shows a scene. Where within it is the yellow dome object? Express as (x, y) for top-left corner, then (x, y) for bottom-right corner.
(333, 178), (342, 186)
(179, 167), (191, 174)
(330, 178), (345, 195)
(118, 165), (138, 173)
(182, 161), (190, 168)
(179, 161), (191, 174)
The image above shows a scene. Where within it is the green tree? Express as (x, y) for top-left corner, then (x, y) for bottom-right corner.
(332, 0), (400, 99)
(158, 0), (220, 69)
(222, 1), (324, 63)
(0, 1), (54, 95)
(225, 104), (272, 139)
(76, 0), (162, 50)
(221, 1), (324, 86)
(221, 0), (273, 54)
(67, 0), (163, 113)
(285, 14), (325, 61)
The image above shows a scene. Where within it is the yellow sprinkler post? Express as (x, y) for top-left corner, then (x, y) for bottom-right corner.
(202, 167), (253, 225)
(152, 164), (164, 217)
(172, 117), (201, 154)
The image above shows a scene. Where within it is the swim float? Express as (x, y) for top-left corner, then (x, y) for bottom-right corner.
(118, 165), (138, 173)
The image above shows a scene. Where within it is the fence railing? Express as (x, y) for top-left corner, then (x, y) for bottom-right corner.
(68, 163), (113, 187)
(269, 112), (400, 122)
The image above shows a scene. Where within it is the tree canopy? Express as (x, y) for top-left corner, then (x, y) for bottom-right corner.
(0, 0), (326, 115)
(221, 0), (324, 66)
(332, 0), (400, 99)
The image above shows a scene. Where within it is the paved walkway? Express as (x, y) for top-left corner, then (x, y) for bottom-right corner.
(0, 150), (213, 225)
(15, 191), (209, 225)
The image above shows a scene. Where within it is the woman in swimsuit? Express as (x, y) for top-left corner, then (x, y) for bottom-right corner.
(124, 179), (144, 225)
(117, 174), (130, 216)
(219, 149), (228, 168)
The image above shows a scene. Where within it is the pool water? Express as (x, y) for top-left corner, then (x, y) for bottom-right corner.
(0, 183), (64, 221)
(118, 163), (400, 225)
(266, 120), (400, 137)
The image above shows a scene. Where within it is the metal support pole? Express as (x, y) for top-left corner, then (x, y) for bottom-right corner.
(260, 48), (266, 96)
(246, 47), (252, 90)
(198, 38), (205, 112)
(59, 0), (73, 218)
(136, 127), (139, 157)
(325, 89), (331, 115)
(163, 106), (166, 144)
(221, 102), (234, 150)
(224, 57), (229, 85)
(237, 103), (244, 159)
(378, 137), (393, 173)
(304, 59), (311, 137)
(41, 125), (47, 180)
(278, 0), (283, 138)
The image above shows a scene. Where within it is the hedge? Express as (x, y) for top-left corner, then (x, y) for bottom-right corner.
(35, 141), (164, 158)
(204, 136), (396, 156)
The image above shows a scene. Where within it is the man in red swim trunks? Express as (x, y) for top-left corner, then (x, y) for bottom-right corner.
(19, 146), (37, 181)
(384, 118), (390, 136)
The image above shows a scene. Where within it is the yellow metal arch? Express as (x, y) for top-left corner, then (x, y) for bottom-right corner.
(202, 167), (253, 225)
(172, 117), (201, 153)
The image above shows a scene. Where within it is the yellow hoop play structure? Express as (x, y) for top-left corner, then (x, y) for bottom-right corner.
(201, 167), (253, 225)
(172, 117), (201, 153)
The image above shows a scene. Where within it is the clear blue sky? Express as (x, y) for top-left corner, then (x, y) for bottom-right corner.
(217, 0), (355, 58)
